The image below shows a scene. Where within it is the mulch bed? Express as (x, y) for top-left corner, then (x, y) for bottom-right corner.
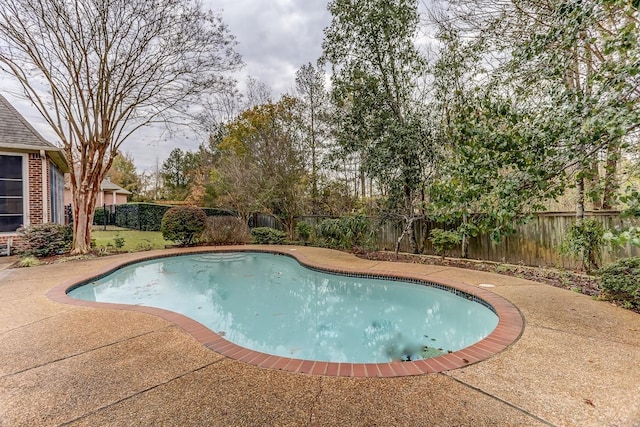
(360, 251), (639, 314)
(360, 251), (601, 295)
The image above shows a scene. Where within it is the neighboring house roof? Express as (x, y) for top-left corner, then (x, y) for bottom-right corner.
(101, 178), (132, 195)
(0, 94), (69, 172)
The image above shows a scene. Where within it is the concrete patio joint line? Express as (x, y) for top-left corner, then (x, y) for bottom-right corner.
(443, 373), (557, 427)
(529, 324), (639, 347)
(0, 308), (75, 336)
(0, 328), (168, 380)
(418, 267), (456, 276)
(57, 358), (227, 426)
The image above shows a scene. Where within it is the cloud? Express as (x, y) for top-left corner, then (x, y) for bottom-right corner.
(214, 0), (330, 95)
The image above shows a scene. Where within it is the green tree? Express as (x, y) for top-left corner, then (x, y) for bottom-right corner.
(424, 1), (640, 258)
(160, 148), (192, 200)
(437, 0), (640, 217)
(219, 96), (307, 237)
(0, 0), (242, 253)
(322, 0), (436, 255)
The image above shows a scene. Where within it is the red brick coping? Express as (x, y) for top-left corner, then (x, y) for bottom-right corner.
(47, 247), (524, 377)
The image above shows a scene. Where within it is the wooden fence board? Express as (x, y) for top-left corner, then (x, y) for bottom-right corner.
(253, 212), (639, 268)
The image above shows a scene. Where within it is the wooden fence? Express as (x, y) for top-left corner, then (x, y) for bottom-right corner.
(254, 211), (639, 268)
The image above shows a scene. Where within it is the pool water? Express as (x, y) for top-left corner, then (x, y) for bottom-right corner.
(69, 252), (498, 363)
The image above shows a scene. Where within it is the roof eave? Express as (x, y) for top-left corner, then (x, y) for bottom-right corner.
(0, 142), (69, 172)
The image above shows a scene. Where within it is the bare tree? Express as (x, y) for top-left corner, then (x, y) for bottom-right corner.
(296, 62), (330, 214)
(0, 0), (242, 253)
(244, 76), (273, 109)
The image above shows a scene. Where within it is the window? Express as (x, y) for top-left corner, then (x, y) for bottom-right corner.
(49, 163), (64, 224)
(0, 154), (25, 232)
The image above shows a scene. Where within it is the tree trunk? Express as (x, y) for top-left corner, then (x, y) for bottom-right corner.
(588, 158), (602, 210)
(409, 219), (419, 254)
(602, 140), (620, 210)
(394, 217), (415, 260)
(461, 213), (469, 258)
(72, 186), (99, 254)
(576, 173), (585, 221)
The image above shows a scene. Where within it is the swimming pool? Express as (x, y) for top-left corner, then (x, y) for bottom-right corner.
(68, 251), (499, 364)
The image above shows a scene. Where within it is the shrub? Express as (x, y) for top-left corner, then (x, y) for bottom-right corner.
(250, 227), (287, 244)
(598, 257), (640, 309)
(16, 223), (73, 257)
(202, 216), (251, 245)
(560, 219), (604, 273)
(161, 206), (207, 246)
(18, 256), (41, 267)
(113, 234), (126, 250)
(317, 216), (376, 251)
(429, 229), (461, 260)
(295, 221), (313, 242)
(94, 202), (236, 231)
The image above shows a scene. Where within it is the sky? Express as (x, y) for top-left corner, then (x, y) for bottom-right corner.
(1, 1), (332, 172)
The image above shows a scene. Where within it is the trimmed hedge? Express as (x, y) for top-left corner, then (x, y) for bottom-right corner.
(93, 203), (235, 231)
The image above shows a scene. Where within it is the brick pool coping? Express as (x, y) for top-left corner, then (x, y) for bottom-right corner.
(47, 247), (524, 378)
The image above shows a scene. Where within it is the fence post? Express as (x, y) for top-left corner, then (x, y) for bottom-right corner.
(103, 203), (107, 231)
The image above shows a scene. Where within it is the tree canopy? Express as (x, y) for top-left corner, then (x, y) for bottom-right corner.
(0, 0), (242, 252)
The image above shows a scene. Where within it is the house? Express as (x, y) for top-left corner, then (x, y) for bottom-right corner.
(0, 94), (69, 252)
(96, 177), (132, 206)
(63, 176), (132, 207)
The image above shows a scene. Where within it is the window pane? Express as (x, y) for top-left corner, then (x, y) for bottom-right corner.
(0, 156), (22, 179)
(0, 198), (24, 214)
(0, 215), (23, 232)
(0, 180), (23, 196)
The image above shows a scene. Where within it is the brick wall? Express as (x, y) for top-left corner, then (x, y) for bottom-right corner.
(28, 153), (44, 225)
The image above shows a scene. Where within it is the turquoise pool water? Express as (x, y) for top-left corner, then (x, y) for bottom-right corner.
(69, 252), (498, 363)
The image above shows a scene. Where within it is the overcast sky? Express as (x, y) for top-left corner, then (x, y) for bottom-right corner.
(1, 1), (332, 171)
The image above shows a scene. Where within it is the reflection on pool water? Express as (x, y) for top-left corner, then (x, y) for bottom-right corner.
(69, 252), (498, 363)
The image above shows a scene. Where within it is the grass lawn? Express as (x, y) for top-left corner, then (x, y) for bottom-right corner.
(91, 227), (170, 252)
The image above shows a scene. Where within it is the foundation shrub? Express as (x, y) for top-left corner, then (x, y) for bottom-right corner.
(250, 227), (287, 244)
(203, 216), (251, 244)
(16, 223), (73, 257)
(161, 206), (207, 246)
(598, 257), (640, 309)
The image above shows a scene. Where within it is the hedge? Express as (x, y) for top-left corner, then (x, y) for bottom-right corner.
(93, 203), (235, 231)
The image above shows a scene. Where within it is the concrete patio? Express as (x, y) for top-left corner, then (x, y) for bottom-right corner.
(0, 246), (638, 426)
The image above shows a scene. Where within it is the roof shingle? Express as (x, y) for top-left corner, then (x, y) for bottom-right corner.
(0, 93), (69, 171)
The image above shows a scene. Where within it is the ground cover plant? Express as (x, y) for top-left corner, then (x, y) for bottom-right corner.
(250, 227), (287, 244)
(598, 257), (640, 310)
